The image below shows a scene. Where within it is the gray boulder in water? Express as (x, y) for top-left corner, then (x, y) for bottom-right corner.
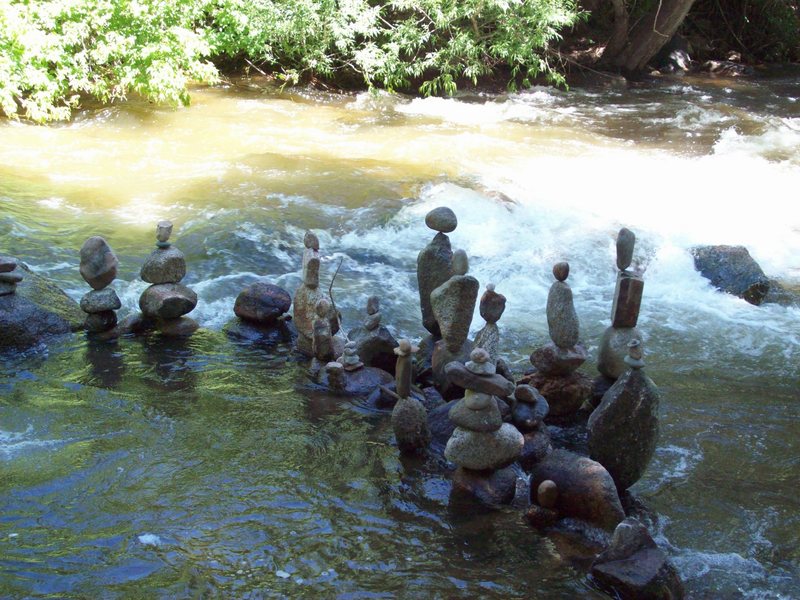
(0, 263), (84, 350)
(691, 245), (770, 305)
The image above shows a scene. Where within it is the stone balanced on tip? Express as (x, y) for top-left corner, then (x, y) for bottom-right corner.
(473, 283), (506, 364)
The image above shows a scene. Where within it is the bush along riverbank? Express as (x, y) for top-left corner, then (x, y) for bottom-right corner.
(2, 0), (799, 122)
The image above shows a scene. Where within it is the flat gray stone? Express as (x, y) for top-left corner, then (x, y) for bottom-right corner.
(444, 423), (523, 470)
(430, 274), (479, 352)
(547, 280), (580, 348)
(445, 361), (515, 397)
(80, 236), (118, 290)
(449, 399), (502, 432)
(139, 283), (197, 319)
(0, 271), (23, 284)
(140, 246), (186, 284)
(80, 288), (121, 314)
(0, 257), (17, 273)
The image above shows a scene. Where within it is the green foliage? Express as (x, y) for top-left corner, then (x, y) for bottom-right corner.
(0, 0), (583, 122)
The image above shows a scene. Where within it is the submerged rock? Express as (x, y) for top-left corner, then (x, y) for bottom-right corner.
(591, 518), (685, 599)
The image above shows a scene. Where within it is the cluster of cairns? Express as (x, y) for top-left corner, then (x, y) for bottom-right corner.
(0, 257), (23, 296)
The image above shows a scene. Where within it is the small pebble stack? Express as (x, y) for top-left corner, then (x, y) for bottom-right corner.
(0, 257), (23, 296)
(445, 348), (524, 504)
(78, 237), (120, 333)
(138, 221), (198, 330)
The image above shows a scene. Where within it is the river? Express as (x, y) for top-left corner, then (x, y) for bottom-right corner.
(0, 72), (799, 598)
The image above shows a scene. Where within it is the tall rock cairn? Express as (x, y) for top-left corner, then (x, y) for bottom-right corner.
(78, 237), (121, 333)
(588, 339), (660, 491)
(0, 257), (23, 296)
(391, 339), (431, 454)
(293, 231), (326, 356)
(598, 228), (644, 380)
(417, 207), (457, 337)
(526, 262), (592, 419)
(138, 221), (198, 328)
(473, 283), (505, 365)
(445, 348), (524, 504)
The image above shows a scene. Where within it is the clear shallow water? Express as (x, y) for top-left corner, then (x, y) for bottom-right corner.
(1, 72), (799, 598)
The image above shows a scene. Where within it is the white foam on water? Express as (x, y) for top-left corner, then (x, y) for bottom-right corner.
(137, 533), (162, 547)
(0, 426), (65, 459)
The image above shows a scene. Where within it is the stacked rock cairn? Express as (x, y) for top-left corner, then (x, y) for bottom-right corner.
(417, 207), (457, 338)
(597, 228), (644, 382)
(526, 262), (592, 419)
(391, 339), (431, 454)
(347, 296), (398, 374)
(311, 298), (336, 375)
(444, 348), (524, 504)
(511, 384), (552, 471)
(0, 257), (23, 296)
(588, 339), (660, 491)
(473, 283), (505, 364)
(293, 231), (338, 356)
(138, 221), (198, 333)
(78, 237), (121, 334)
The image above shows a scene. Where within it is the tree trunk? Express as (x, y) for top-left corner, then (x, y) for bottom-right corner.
(601, 0), (630, 63)
(601, 0), (697, 73)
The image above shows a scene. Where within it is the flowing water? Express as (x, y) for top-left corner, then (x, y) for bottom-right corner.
(0, 71), (799, 598)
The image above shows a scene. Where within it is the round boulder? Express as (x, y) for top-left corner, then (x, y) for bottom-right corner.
(234, 281), (291, 325)
(139, 283), (197, 319)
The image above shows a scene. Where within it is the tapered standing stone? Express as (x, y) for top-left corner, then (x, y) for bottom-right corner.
(616, 227), (636, 272)
(417, 207), (456, 336)
(392, 339), (430, 454)
(430, 250), (479, 353)
(588, 340), (659, 490)
(547, 263), (579, 349)
(474, 283), (505, 363)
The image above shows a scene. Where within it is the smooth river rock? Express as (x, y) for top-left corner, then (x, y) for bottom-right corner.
(691, 245), (770, 306)
(425, 206), (458, 233)
(79, 237), (118, 290)
(530, 341), (587, 376)
(597, 326), (643, 380)
(234, 281), (291, 325)
(444, 423), (524, 470)
(449, 398), (503, 432)
(479, 284), (506, 324)
(530, 449), (625, 531)
(588, 364), (660, 490)
(139, 283), (197, 319)
(140, 247), (187, 284)
(616, 228), (636, 271)
(524, 371), (592, 419)
(391, 396), (431, 454)
(80, 288), (121, 314)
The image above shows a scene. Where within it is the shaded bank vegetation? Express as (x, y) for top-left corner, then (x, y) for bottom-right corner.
(0, 0), (798, 122)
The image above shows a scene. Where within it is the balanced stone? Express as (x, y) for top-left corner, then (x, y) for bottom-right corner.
(524, 371), (592, 418)
(393, 339), (418, 399)
(85, 310), (118, 333)
(80, 288), (121, 314)
(611, 272), (644, 328)
(598, 326), (643, 379)
(444, 361), (516, 397)
(156, 221), (173, 244)
(473, 322), (500, 363)
(430, 254), (479, 352)
(304, 230), (320, 251)
(450, 249), (469, 276)
(479, 283), (506, 324)
(553, 261), (569, 282)
(616, 227), (636, 271)
(312, 298), (335, 362)
(424, 206), (457, 233)
(512, 384), (549, 431)
(465, 348), (495, 375)
(449, 398), (502, 432)
(79, 237), (118, 290)
(547, 277), (580, 349)
(530, 341), (587, 376)
(234, 282), (291, 325)
(417, 232), (453, 336)
(140, 246), (187, 284)
(392, 396), (431, 454)
(0, 257), (17, 273)
(0, 271), (23, 284)
(338, 340), (364, 371)
(445, 423), (524, 470)
(463, 389), (493, 410)
(588, 340), (659, 490)
(139, 283), (197, 319)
